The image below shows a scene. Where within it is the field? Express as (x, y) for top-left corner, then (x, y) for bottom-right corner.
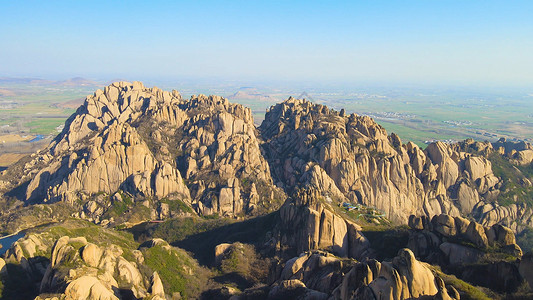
(229, 85), (533, 148)
(0, 79), (102, 166)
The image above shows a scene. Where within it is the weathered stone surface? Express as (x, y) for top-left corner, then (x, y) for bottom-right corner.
(12, 82), (284, 221)
(272, 248), (457, 300)
(439, 242), (482, 265)
(465, 222), (489, 248)
(64, 276), (118, 300)
(259, 97), (501, 225)
(278, 189), (372, 260)
(215, 243), (232, 265)
(431, 214), (456, 237)
(81, 243), (102, 268)
(149, 271), (165, 298)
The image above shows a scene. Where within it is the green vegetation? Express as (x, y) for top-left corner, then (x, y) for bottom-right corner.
(517, 227), (533, 253)
(151, 217), (232, 244)
(0, 202), (75, 235)
(362, 225), (410, 260)
(488, 153), (533, 207)
(142, 245), (210, 299)
(160, 198), (194, 214)
(44, 219), (139, 253)
(218, 243), (270, 288)
(429, 265), (493, 300)
(25, 118), (66, 134)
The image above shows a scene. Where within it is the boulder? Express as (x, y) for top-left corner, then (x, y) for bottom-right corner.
(81, 243), (103, 268)
(439, 242), (482, 265)
(486, 224), (516, 246)
(465, 222), (488, 248)
(453, 216), (471, 236)
(64, 276), (118, 300)
(149, 271), (165, 298)
(431, 214), (456, 237)
(215, 243), (232, 265)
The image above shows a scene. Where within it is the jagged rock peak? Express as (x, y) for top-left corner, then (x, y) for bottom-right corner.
(12, 81), (283, 220)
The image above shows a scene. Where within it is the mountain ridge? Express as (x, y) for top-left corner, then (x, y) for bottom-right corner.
(1, 81), (533, 299)
(1, 81), (532, 231)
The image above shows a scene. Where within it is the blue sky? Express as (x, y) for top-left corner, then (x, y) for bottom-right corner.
(1, 1), (532, 86)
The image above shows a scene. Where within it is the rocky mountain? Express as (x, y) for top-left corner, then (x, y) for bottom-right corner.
(1, 81), (533, 299)
(1, 81), (283, 226)
(2, 82), (532, 230)
(260, 98), (504, 225)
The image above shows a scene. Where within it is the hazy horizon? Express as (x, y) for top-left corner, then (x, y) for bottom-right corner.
(1, 1), (532, 88)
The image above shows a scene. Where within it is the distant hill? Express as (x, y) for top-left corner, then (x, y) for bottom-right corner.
(228, 88), (279, 102)
(0, 77), (52, 85)
(52, 97), (86, 109)
(0, 88), (16, 97)
(54, 77), (98, 86)
(0, 77), (99, 87)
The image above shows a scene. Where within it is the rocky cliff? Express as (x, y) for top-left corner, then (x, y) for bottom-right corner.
(0, 79), (532, 297)
(1, 81), (284, 224)
(2, 82), (532, 230)
(259, 98), (509, 225)
(0, 220), (211, 299)
(407, 214), (524, 292)
(254, 248), (460, 300)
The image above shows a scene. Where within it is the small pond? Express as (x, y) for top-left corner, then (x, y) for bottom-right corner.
(0, 232), (25, 256)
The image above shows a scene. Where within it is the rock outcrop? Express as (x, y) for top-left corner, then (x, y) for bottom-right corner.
(259, 98), (503, 224)
(5, 81), (284, 221)
(407, 214), (523, 292)
(277, 188), (372, 260)
(0, 221), (208, 300)
(3, 84), (532, 230)
(408, 214), (522, 262)
(266, 248), (459, 300)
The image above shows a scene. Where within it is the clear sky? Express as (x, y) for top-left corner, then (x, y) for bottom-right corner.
(1, 1), (532, 87)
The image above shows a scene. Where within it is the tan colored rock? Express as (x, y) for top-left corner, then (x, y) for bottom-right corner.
(431, 214), (456, 237)
(456, 182), (479, 214)
(281, 253), (311, 280)
(487, 224), (516, 246)
(465, 156), (492, 181)
(408, 215), (429, 230)
(392, 248), (439, 298)
(454, 216), (471, 235)
(64, 276), (118, 300)
(426, 142), (459, 189)
(215, 243), (232, 265)
(0, 258), (6, 275)
(117, 257), (145, 298)
(149, 271), (165, 298)
(16, 82), (279, 219)
(512, 149), (533, 165)
(81, 243), (103, 268)
(465, 222), (489, 248)
(434, 277), (460, 300)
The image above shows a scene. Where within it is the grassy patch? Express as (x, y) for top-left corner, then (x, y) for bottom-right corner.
(362, 225), (410, 260)
(428, 265), (493, 300)
(151, 217), (233, 244)
(488, 153), (533, 207)
(142, 245), (210, 299)
(160, 198), (193, 214)
(44, 219), (138, 251)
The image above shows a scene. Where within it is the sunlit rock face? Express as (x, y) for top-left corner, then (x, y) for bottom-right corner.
(19, 81), (283, 218)
(260, 98), (501, 224)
